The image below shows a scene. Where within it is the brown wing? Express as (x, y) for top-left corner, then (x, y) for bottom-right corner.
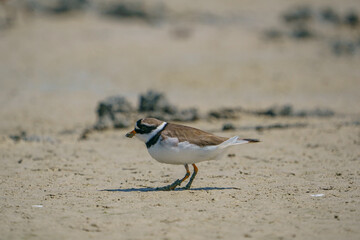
(161, 123), (228, 147)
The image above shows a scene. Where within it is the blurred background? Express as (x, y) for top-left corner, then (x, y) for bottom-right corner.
(1, 2), (360, 239)
(1, 0), (360, 133)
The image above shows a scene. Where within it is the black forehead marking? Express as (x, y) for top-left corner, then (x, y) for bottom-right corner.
(135, 119), (157, 134)
(136, 119), (143, 128)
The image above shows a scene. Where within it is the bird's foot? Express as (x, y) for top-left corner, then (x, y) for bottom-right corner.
(155, 179), (182, 191)
(180, 182), (192, 190)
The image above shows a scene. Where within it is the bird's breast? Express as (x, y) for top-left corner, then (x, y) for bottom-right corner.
(147, 137), (222, 165)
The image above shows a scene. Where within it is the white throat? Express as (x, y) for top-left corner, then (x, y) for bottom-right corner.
(136, 121), (167, 143)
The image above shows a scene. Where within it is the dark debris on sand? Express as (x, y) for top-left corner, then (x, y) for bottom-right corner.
(80, 95), (135, 140)
(79, 91), (336, 140)
(9, 131), (57, 143)
(94, 96), (134, 130)
(207, 108), (241, 120)
(100, 1), (165, 24)
(263, 5), (360, 56)
(138, 90), (199, 122)
(79, 90), (199, 140)
(27, 0), (89, 14)
(251, 104), (335, 117)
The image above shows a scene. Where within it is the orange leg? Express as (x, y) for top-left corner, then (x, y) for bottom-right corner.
(156, 164), (190, 191)
(180, 164), (191, 182)
(184, 164), (198, 189)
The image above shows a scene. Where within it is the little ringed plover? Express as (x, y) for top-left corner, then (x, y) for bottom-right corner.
(126, 118), (259, 190)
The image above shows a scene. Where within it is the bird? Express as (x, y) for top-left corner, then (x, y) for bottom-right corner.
(126, 118), (259, 191)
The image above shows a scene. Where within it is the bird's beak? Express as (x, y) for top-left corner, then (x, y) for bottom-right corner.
(126, 129), (136, 138)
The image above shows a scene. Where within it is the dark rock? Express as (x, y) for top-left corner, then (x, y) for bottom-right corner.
(352, 121), (360, 126)
(83, 91), (199, 140)
(264, 5), (360, 56)
(98, 96), (133, 115)
(296, 108), (335, 117)
(235, 122), (307, 131)
(290, 27), (314, 39)
(222, 123), (236, 131)
(208, 108), (241, 119)
(28, 0), (88, 14)
(254, 105), (334, 117)
(104, 2), (148, 19)
(138, 90), (199, 122)
(102, 2), (164, 23)
(320, 7), (340, 24)
(93, 116), (113, 130)
(344, 11), (359, 27)
(9, 131), (56, 143)
(9, 131), (27, 142)
(259, 104), (294, 117)
(254, 123), (307, 131)
(143, 108), (199, 122)
(332, 40), (356, 56)
(139, 90), (177, 114)
(283, 6), (312, 24)
(94, 96), (133, 130)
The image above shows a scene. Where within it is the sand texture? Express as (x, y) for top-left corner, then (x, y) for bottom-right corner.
(1, 0), (360, 239)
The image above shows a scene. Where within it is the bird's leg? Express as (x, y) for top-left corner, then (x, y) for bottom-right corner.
(184, 164), (198, 190)
(156, 164), (190, 191)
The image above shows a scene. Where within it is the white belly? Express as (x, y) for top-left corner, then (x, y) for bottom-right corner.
(147, 137), (225, 165)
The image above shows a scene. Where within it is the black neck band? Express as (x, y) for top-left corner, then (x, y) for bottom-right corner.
(146, 123), (168, 148)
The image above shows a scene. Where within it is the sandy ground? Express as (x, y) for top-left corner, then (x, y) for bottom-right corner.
(1, 0), (360, 239)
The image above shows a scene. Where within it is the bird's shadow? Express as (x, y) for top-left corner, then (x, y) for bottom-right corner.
(100, 187), (240, 192)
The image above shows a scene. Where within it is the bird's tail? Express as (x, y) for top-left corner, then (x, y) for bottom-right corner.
(219, 136), (259, 149)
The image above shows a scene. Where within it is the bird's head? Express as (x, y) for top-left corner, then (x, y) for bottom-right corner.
(126, 118), (167, 143)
